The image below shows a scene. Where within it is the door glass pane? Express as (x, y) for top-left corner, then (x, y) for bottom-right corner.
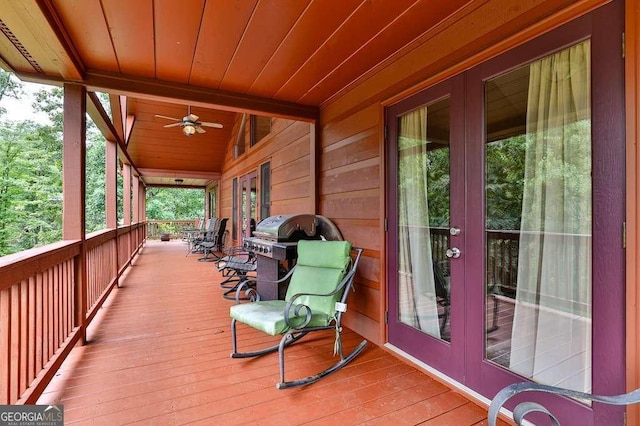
(397, 97), (451, 342)
(249, 176), (257, 235)
(484, 40), (592, 393)
(241, 180), (247, 235)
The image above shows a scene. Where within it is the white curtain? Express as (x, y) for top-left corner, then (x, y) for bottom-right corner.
(397, 107), (440, 338)
(509, 41), (592, 392)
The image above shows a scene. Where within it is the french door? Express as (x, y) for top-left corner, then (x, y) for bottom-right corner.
(386, 75), (466, 380)
(386, 2), (624, 424)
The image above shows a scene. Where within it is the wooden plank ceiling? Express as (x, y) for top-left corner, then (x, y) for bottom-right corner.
(0, 0), (471, 187)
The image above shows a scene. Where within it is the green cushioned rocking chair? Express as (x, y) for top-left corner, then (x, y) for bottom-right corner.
(229, 239), (367, 389)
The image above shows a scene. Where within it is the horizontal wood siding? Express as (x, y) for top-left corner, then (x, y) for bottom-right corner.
(320, 103), (383, 345)
(221, 116), (313, 244)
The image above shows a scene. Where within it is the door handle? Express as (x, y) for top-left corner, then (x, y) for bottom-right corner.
(446, 247), (461, 259)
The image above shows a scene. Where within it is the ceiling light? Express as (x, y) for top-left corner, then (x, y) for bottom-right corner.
(175, 178), (184, 184)
(182, 124), (196, 136)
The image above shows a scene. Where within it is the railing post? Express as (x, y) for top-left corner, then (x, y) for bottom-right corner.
(106, 139), (119, 286)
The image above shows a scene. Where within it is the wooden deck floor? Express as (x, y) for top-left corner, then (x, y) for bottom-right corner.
(38, 240), (501, 425)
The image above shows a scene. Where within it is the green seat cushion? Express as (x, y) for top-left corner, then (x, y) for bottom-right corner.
(230, 300), (332, 336)
(230, 240), (353, 336)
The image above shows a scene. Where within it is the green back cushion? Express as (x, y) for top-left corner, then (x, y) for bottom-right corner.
(285, 240), (352, 316)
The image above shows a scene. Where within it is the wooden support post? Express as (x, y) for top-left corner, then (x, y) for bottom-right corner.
(106, 140), (117, 229)
(132, 174), (139, 224)
(132, 174), (139, 250)
(62, 84), (87, 344)
(140, 182), (146, 243)
(122, 164), (132, 259)
(123, 164), (132, 226)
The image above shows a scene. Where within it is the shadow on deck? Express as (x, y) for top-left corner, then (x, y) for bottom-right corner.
(38, 240), (500, 425)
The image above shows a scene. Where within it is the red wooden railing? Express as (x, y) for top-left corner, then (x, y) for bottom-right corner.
(146, 219), (197, 240)
(0, 223), (145, 404)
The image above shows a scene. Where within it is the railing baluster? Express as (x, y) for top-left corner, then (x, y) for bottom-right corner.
(0, 288), (9, 404)
(19, 280), (28, 397)
(35, 273), (43, 377)
(10, 285), (19, 403)
(28, 277), (35, 387)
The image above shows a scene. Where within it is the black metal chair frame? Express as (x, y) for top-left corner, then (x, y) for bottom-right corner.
(215, 246), (257, 300)
(230, 245), (367, 389)
(197, 218), (228, 262)
(190, 218), (217, 255)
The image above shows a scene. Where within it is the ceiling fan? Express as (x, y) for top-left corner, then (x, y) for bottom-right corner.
(155, 106), (223, 136)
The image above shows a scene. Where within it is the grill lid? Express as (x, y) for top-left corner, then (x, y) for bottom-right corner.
(253, 214), (318, 242)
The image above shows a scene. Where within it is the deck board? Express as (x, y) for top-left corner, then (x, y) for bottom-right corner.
(37, 241), (506, 425)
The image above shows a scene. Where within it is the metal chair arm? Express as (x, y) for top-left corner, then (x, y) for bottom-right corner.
(488, 381), (640, 426)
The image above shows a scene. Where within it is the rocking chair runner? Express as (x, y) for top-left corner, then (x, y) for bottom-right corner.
(229, 240), (367, 389)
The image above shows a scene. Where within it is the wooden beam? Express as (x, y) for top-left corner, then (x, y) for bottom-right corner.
(14, 68), (320, 121)
(109, 94), (125, 142)
(82, 70), (319, 122)
(137, 168), (221, 180)
(124, 114), (135, 146)
(146, 183), (206, 189)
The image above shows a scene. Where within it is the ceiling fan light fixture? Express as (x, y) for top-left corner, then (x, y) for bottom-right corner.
(182, 124), (196, 136)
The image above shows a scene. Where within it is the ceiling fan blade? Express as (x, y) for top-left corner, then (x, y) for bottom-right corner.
(187, 114), (199, 122)
(199, 122), (223, 129)
(163, 123), (182, 128)
(155, 114), (181, 121)
(195, 126), (206, 134)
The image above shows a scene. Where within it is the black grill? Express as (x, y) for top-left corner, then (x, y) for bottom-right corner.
(243, 214), (343, 299)
(243, 214), (342, 260)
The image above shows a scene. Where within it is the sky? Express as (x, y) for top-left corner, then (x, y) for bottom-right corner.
(0, 80), (53, 125)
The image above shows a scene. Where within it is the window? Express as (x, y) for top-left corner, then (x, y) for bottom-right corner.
(250, 115), (271, 147)
(234, 114), (247, 159)
(260, 161), (271, 219)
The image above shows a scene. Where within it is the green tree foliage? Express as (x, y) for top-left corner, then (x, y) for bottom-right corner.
(485, 136), (526, 230)
(0, 120), (62, 254)
(146, 188), (204, 220)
